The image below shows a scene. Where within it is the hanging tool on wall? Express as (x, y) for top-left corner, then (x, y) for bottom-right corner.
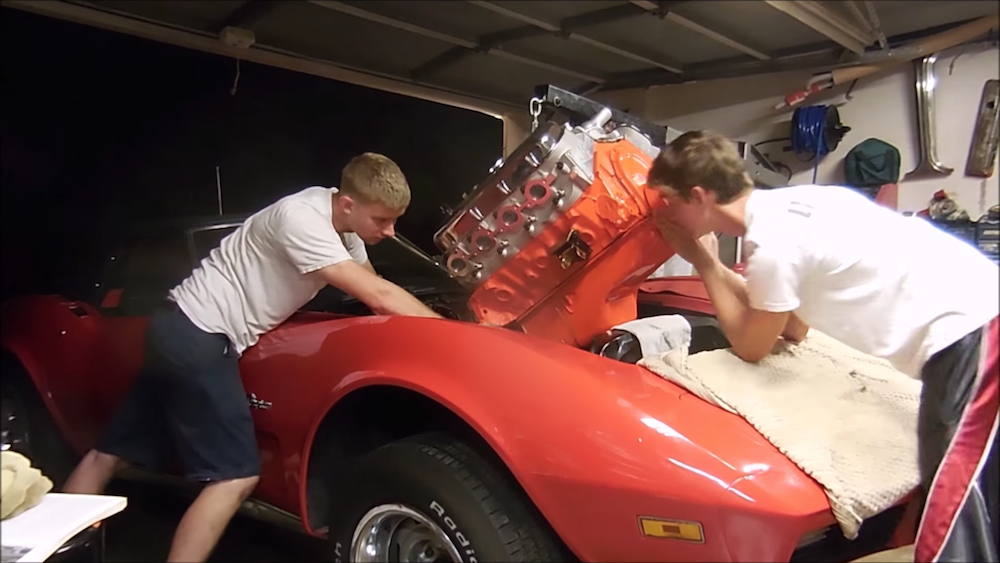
(790, 105), (851, 183)
(774, 14), (999, 111)
(966, 79), (999, 178)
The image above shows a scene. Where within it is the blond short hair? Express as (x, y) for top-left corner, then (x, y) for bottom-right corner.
(648, 131), (753, 204)
(340, 152), (411, 210)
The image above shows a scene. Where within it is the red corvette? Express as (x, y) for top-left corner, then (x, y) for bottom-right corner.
(2, 103), (915, 562)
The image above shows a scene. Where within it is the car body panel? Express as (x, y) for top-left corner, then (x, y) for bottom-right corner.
(2, 217), (914, 561)
(3, 292), (838, 562)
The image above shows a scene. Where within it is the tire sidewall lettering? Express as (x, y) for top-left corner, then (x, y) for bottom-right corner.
(335, 501), (480, 563)
(429, 499), (478, 562)
(326, 439), (547, 563)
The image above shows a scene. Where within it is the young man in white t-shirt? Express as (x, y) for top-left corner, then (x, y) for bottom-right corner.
(646, 131), (999, 563)
(61, 153), (443, 562)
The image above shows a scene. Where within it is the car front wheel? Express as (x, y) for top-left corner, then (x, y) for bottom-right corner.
(327, 432), (569, 562)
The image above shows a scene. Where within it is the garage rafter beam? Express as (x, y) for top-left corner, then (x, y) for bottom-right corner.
(602, 48), (839, 91)
(597, 16), (995, 91)
(762, 0), (874, 55)
(465, 0), (683, 73)
(473, 3), (653, 46)
(629, 0), (771, 61)
(412, 2), (682, 82)
(307, 0), (604, 84)
(0, 0), (523, 117)
(218, 0), (280, 32)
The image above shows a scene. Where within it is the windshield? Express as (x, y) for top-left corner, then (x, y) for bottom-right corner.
(190, 224), (454, 285)
(192, 225), (238, 263)
(303, 234), (465, 313)
(92, 217), (465, 318)
(188, 223), (464, 313)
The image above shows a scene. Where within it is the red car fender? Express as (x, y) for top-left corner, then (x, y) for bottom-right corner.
(2, 320), (74, 439)
(0, 295), (129, 452)
(277, 315), (832, 562)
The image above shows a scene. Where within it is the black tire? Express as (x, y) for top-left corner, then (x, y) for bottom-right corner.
(1, 357), (78, 489)
(327, 432), (570, 563)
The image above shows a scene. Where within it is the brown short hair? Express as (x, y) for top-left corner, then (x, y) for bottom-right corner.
(340, 152), (411, 210)
(648, 131), (752, 204)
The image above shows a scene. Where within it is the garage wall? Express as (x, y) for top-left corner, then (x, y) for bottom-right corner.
(597, 43), (1000, 217)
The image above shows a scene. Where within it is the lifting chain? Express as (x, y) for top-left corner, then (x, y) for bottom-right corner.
(528, 96), (543, 132)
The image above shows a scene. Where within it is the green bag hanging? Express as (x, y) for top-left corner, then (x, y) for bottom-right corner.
(843, 138), (901, 187)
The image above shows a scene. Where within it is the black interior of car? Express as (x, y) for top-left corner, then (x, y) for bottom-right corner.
(93, 222), (474, 321)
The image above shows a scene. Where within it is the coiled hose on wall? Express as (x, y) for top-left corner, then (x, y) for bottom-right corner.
(790, 105), (850, 184)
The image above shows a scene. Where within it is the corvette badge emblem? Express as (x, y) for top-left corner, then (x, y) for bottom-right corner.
(247, 393), (272, 410)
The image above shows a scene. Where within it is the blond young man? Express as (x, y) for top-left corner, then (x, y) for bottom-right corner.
(646, 131), (999, 563)
(63, 153), (442, 562)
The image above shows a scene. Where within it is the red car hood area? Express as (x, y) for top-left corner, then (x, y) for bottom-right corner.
(260, 311), (835, 562)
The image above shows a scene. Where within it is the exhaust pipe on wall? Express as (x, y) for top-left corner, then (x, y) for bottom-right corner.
(904, 55), (953, 179)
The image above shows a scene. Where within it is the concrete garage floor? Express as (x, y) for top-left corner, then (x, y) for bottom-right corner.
(100, 481), (325, 562)
(95, 480), (917, 562)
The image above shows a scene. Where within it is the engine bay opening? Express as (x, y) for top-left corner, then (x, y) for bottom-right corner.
(433, 105), (673, 349)
(432, 86), (784, 357)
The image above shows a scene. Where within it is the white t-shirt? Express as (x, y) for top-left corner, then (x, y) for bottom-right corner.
(743, 185), (999, 378)
(169, 186), (368, 354)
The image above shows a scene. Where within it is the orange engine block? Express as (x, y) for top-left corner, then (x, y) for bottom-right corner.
(434, 110), (676, 348)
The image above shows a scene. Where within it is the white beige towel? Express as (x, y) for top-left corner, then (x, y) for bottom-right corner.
(612, 315), (692, 357)
(1, 450), (53, 520)
(638, 331), (922, 539)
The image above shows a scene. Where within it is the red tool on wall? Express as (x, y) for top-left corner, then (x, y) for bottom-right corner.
(774, 14), (999, 111)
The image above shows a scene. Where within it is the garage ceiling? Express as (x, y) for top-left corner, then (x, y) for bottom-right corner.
(4, 0), (998, 115)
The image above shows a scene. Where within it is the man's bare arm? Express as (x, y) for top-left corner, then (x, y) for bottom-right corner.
(713, 265), (809, 344)
(315, 260), (443, 318)
(782, 313), (810, 343)
(361, 259), (378, 276)
(697, 257), (789, 363)
(656, 223), (790, 362)
(704, 258), (751, 303)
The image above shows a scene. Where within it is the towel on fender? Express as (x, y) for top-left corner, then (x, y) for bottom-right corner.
(638, 331), (922, 540)
(1, 450), (53, 520)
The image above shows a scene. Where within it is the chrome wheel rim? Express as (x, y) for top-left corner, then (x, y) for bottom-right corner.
(351, 503), (463, 563)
